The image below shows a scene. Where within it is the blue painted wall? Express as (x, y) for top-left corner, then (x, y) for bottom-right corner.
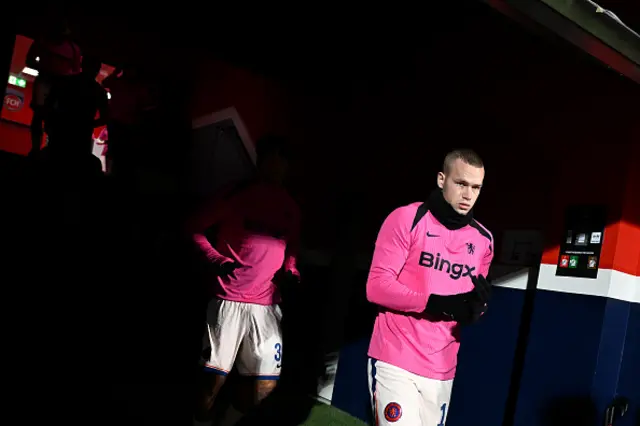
(514, 290), (607, 425)
(591, 299), (632, 419)
(447, 286), (526, 426)
(332, 337), (372, 423)
(616, 302), (640, 426)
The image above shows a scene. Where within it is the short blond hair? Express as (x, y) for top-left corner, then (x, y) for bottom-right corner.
(443, 149), (484, 174)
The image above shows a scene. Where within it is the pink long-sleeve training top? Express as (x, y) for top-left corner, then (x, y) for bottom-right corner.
(367, 202), (493, 380)
(188, 181), (300, 305)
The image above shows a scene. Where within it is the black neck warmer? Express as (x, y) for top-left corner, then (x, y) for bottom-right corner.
(427, 189), (473, 230)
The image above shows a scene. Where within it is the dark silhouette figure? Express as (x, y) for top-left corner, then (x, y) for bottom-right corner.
(43, 55), (108, 155)
(40, 54), (108, 177)
(102, 63), (156, 179)
(26, 19), (82, 158)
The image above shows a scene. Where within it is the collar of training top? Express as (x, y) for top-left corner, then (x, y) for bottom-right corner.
(427, 189), (473, 231)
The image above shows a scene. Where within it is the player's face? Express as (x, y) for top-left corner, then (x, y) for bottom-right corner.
(437, 159), (484, 215)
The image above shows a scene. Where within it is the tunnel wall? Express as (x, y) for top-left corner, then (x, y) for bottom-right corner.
(513, 141), (640, 426)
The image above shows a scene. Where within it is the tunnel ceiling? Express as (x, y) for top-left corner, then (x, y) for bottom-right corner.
(14, 3), (500, 80)
(14, 1), (639, 81)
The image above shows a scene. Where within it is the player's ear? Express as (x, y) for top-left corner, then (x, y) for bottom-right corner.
(437, 172), (445, 189)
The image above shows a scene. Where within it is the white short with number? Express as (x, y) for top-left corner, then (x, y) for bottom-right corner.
(202, 299), (282, 379)
(368, 358), (453, 425)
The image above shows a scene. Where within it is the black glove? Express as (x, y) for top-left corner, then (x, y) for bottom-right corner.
(424, 291), (482, 325)
(276, 270), (300, 287)
(471, 274), (491, 304)
(217, 261), (240, 279)
(424, 274), (491, 325)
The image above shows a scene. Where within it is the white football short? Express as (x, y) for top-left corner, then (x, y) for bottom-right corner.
(368, 358), (454, 425)
(202, 299), (282, 379)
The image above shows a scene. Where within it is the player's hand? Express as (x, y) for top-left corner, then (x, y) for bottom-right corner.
(471, 274), (491, 304)
(286, 270), (300, 284)
(217, 261), (241, 280)
(424, 290), (486, 326)
(469, 298), (488, 323)
(276, 270), (300, 287)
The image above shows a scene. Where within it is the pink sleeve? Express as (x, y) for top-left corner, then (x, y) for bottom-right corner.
(185, 197), (233, 266)
(283, 203), (301, 277)
(479, 239), (494, 278)
(366, 206), (429, 313)
(192, 234), (230, 265)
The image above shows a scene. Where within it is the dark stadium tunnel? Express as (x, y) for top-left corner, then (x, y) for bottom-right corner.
(4, 3), (640, 426)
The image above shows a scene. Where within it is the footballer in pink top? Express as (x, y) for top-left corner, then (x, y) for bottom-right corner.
(190, 136), (300, 424)
(367, 149), (493, 425)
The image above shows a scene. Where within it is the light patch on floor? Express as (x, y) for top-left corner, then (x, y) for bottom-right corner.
(314, 351), (339, 405)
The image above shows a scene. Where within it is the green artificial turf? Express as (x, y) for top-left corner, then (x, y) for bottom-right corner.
(300, 401), (368, 426)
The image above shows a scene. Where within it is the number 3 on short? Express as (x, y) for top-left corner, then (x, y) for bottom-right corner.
(437, 403), (447, 426)
(274, 343), (282, 362)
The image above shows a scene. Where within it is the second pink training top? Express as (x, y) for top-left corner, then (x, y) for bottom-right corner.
(188, 181), (300, 306)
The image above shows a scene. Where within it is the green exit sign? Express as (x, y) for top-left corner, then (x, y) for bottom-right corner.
(8, 75), (26, 88)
